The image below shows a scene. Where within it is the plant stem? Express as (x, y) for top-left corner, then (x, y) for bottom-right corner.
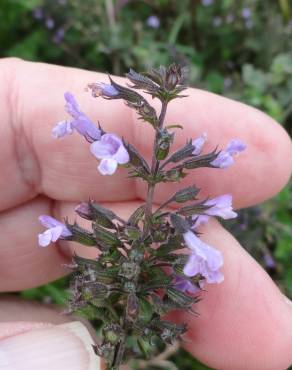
(112, 100), (169, 369)
(144, 101), (168, 233)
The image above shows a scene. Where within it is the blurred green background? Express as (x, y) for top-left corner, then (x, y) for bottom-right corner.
(1, 0), (291, 369)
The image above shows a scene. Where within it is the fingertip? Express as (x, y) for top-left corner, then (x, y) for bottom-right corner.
(0, 321), (99, 370)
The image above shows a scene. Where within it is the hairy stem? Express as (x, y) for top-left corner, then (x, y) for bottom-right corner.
(144, 101), (168, 232)
(112, 100), (169, 369)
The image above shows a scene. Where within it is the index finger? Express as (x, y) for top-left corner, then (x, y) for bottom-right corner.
(0, 58), (291, 211)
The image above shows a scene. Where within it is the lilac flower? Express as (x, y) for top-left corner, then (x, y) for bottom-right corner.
(263, 253), (276, 269)
(211, 139), (246, 168)
(241, 7), (251, 19)
(90, 133), (130, 175)
(192, 214), (210, 229)
(52, 92), (101, 142)
(173, 276), (200, 294)
(45, 18), (55, 29)
(53, 28), (65, 44)
(193, 194), (237, 229)
(204, 194), (237, 219)
(38, 215), (72, 247)
(183, 231), (224, 284)
(88, 83), (119, 98)
(75, 202), (91, 220)
(192, 133), (207, 155)
(201, 0), (213, 6)
(146, 15), (160, 29)
(32, 8), (44, 20)
(184, 253), (224, 284)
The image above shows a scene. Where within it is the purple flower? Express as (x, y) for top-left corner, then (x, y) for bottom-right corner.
(146, 15), (160, 29)
(183, 231), (224, 284)
(192, 214), (210, 229)
(263, 253), (276, 269)
(90, 133), (130, 175)
(88, 83), (119, 98)
(75, 202), (91, 220)
(192, 133), (207, 155)
(173, 276), (200, 294)
(52, 120), (73, 138)
(193, 194), (237, 229)
(205, 194), (237, 219)
(201, 0), (213, 6)
(32, 8), (44, 20)
(38, 215), (72, 247)
(53, 28), (65, 44)
(184, 253), (224, 284)
(45, 18), (55, 29)
(211, 139), (246, 168)
(241, 7), (251, 19)
(52, 92), (101, 142)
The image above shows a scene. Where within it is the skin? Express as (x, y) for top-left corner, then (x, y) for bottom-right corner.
(0, 58), (291, 370)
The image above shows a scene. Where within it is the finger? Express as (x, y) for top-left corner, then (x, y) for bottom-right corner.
(169, 219), (292, 370)
(0, 197), (141, 291)
(0, 58), (291, 211)
(0, 298), (99, 370)
(0, 196), (69, 291)
(2, 201), (292, 370)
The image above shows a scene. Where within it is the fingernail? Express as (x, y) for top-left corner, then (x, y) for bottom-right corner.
(0, 321), (100, 370)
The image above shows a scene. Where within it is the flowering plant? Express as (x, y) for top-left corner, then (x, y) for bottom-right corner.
(38, 64), (245, 370)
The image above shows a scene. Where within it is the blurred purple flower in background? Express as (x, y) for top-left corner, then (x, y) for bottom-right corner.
(53, 27), (65, 44)
(146, 15), (160, 29)
(241, 7), (252, 19)
(45, 18), (55, 29)
(201, 0), (214, 6)
(32, 7), (44, 20)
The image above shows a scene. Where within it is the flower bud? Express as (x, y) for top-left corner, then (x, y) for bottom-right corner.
(155, 129), (174, 160)
(173, 185), (200, 203)
(165, 63), (182, 90)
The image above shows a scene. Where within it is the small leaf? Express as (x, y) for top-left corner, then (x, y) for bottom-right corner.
(124, 142), (150, 173)
(173, 185), (200, 203)
(128, 205), (145, 226)
(165, 141), (195, 163)
(170, 214), (190, 233)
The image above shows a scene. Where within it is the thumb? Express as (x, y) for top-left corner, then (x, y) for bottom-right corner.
(0, 321), (99, 370)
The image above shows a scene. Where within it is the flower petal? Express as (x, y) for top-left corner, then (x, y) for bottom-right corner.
(38, 229), (53, 247)
(50, 225), (64, 242)
(192, 133), (207, 155)
(98, 158), (118, 175)
(112, 143), (130, 164)
(52, 121), (73, 138)
(64, 92), (81, 119)
(39, 215), (63, 228)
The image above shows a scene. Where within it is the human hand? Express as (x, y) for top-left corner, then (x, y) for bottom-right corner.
(0, 58), (291, 370)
